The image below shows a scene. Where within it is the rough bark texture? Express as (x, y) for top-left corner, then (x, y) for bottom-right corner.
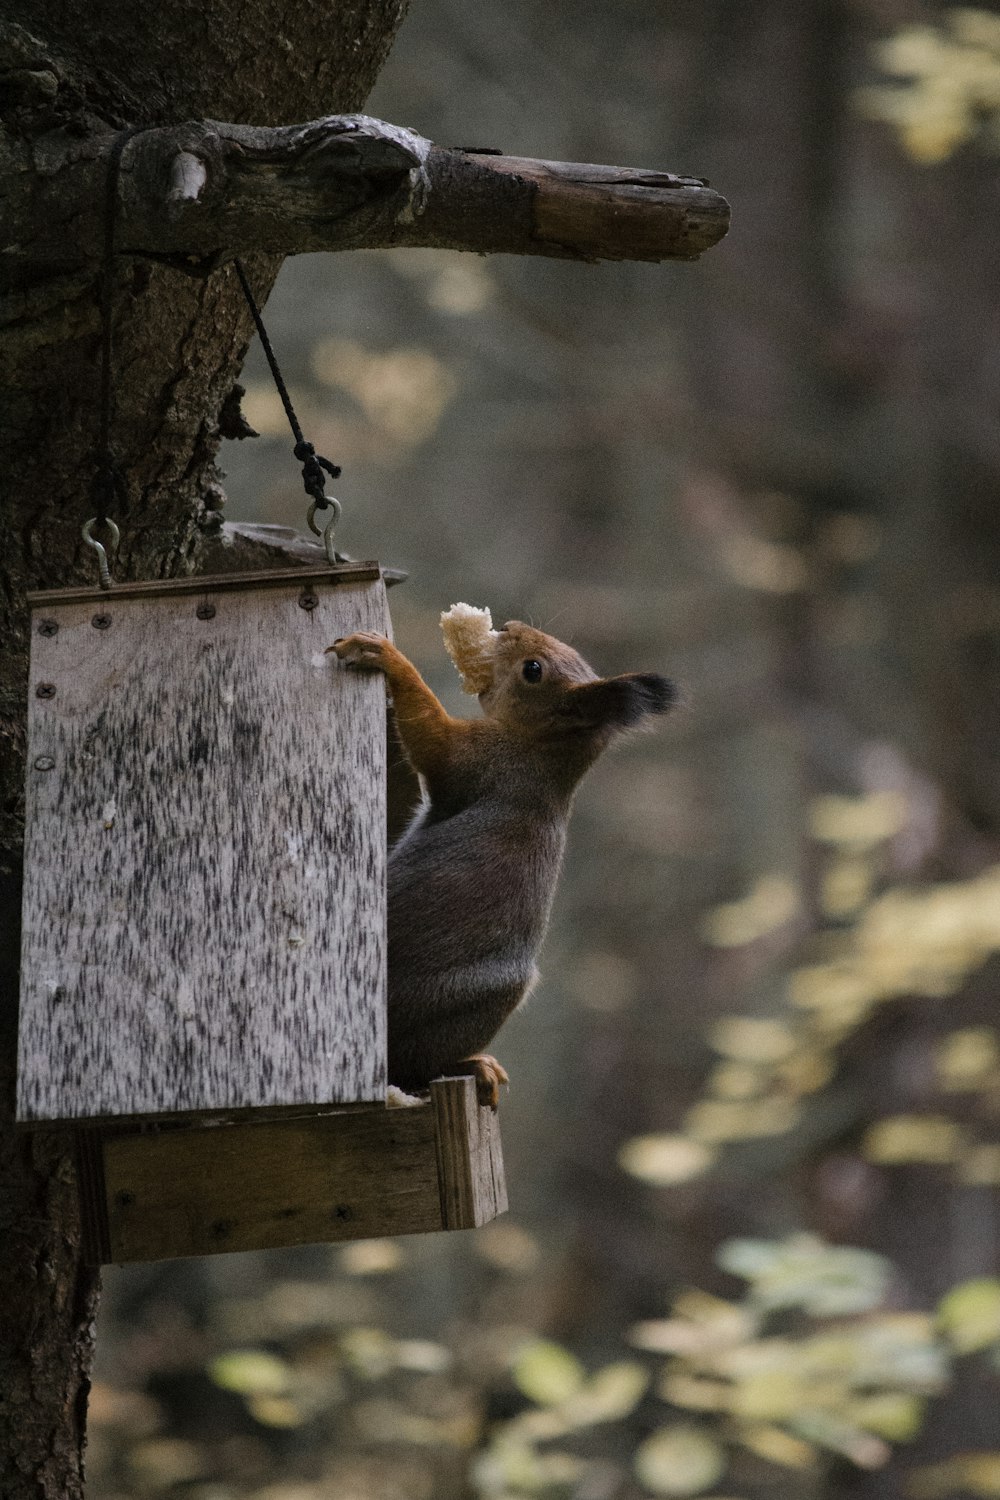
(4, 119), (729, 266)
(0, 2), (408, 1494)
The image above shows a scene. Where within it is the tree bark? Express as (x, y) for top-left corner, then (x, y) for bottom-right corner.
(0, 4), (410, 1494)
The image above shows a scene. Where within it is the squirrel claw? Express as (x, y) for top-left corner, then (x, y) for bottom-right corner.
(327, 632), (390, 670)
(463, 1054), (509, 1111)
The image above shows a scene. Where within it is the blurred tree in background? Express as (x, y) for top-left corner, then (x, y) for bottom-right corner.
(89, 3), (1000, 1498)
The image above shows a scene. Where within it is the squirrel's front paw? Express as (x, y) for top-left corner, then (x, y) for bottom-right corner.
(327, 632), (392, 671)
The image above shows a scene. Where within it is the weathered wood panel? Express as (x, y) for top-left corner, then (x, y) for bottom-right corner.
(432, 1077), (508, 1228)
(93, 1086), (507, 1262)
(18, 567), (388, 1124)
(101, 1105), (440, 1260)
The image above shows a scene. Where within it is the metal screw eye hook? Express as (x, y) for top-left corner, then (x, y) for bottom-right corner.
(307, 496), (342, 565)
(81, 517), (121, 591)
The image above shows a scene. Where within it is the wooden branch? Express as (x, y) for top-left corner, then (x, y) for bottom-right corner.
(11, 115), (729, 269)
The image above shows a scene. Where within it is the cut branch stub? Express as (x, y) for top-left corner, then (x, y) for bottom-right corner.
(10, 114), (729, 272)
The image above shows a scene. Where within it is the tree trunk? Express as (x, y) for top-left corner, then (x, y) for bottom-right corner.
(0, 3), (408, 1492)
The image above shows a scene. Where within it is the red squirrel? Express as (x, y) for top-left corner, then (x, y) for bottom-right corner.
(329, 617), (674, 1107)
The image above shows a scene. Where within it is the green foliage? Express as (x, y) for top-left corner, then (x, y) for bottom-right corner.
(475, 1346), (649, 1498)
(938, 1278), (1000, 1355)
(618, 788), (1000, 1187)
(626, 1236), (948, 1486)
(633, 1425), (726, 1496)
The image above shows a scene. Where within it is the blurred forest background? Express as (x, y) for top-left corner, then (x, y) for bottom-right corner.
(89, 3), (1000, 1498)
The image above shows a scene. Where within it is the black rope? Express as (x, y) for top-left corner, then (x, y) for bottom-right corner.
(94, 125), (144, 528)
(232, 258), (341, 507)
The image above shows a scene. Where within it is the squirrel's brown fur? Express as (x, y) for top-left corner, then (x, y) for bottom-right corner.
(330, 621), (674, 1106)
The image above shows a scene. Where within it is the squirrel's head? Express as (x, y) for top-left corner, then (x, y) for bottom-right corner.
(478, 622), (676, 748)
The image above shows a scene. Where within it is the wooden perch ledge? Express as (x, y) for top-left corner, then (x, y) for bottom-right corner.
(12, 113), (730, 270)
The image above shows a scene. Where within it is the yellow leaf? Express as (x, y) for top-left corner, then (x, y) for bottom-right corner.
(210, 1350), (292, 1397)
(777, 1049), (836, 1095)
(684, 1097), (800, 1144)
(394, 1340), (452, 1373)
(787, 965), (876, 1021)
(962, 1453), (1000, 1497)
(339, 1327), (396, 1379)
(512, 1341), (585, 1406)
(809, 792), (907, 848)
(791, 1409), (891, 1468)
(708, 1017), (798, 1064)
(847, 1392), (925, 1442)
(248, 1395), (305, 1429)
(339, 1238), (405, 1275)
(939, 1278), (1000, 1353)
(635, 1425), (727, 1495)
(701, 877), (799, 947)
(959, 1144), (1000, 1186)
(563, 1362), (649, 1426)
(718, 535), (809, 595)
(659, 1372), (731, 1411)
(936, 1028), (999, 1090)
(951, 10), (1000, 52)
(876, 26), (952, 77)
(127, 1438), (210, 1486)
(241, 382), (314, 438)
(706, 1062), (767, 1100)
(474, 1222), (542, 1274)
(863, 1115), (962, 1165)
(910, 1453), (1000, 1500)
(729, 1370), (804, 1422)
(737, 1424), (816, 1469)
(821, 856), (874, 918)
(311, 338), (456, 446)
(618, 1134), (716, 1185)
(630, 1299), (754, 1357)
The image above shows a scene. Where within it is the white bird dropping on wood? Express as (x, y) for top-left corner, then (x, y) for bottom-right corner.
(440, 603), (499, 694)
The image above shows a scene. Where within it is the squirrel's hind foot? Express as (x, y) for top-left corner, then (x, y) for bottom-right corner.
(462, 1054), (509, 1111)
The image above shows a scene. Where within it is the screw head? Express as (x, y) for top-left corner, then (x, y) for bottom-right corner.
(299, 591), (319, 611)
(35, 683), (56, 699)
(196, 602), (216, 620)
(92, 613), (112, 630)
(33, 755), (55, 772)
(37, 619), (59, 637)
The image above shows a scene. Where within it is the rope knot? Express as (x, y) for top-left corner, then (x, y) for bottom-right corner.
(294, 441), (342, 503)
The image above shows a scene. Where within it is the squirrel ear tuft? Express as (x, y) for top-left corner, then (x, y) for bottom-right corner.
(562, 673), (676, 730)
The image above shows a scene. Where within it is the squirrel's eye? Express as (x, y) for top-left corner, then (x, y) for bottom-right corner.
(522, 659), (543, 684)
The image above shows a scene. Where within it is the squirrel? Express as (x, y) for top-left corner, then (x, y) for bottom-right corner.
(328, 615), (675, 1107)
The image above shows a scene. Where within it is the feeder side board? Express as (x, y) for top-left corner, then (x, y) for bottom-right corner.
(83, 1078), (507, 1262)
(433, 1075), (509, 1229)
(18, 567), (389, 1124)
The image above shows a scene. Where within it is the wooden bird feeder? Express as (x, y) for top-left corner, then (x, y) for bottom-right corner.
(17, 562), (506, 1263)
